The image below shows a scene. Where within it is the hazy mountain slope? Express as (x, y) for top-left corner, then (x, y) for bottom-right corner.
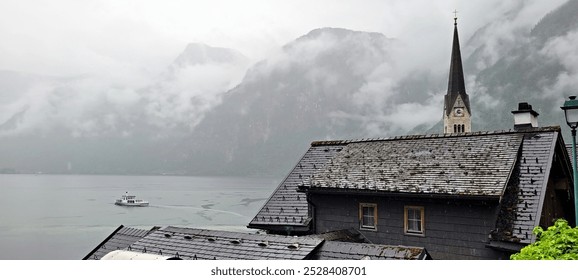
(0, 44), (249, 174)
(466, 0), (578, 135)
(183, 2), (578, 176)
(531, 0), (578, 44)
(181, 28), (416, 176)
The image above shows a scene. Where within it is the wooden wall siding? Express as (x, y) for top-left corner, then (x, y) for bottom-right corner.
(311, 193), (510, 260)
(539, 141), (573, 228)
(541, 180), (561, 227)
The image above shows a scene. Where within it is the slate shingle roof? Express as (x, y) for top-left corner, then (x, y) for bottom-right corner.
(127, 226), (325, 260)
(511, 131), (555, 242)
(314, 241), (431, 260)
(248, 144), (345, 232)
(307, 132), (523, 197)
(83, 225), (157, 260)
(87, 225), (431, 260)
(493, 129), (570, 244)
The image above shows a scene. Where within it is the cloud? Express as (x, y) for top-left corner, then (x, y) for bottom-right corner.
(331, 0), (566, 137)
(0, 55), (249, 137)
(463, 0), (567, 71)
(537, 30), (578, 109)
(143, 61), (249, 130)
(0, 75), (139, 137)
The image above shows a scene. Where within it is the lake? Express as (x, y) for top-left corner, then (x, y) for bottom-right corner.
(0, 174), (279, 260)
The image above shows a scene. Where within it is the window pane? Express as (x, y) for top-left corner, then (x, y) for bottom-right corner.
(361, 206), (375, 228)
(363, 207), (371, 217)
(363, 216), (373, 227)
(410, 220), (418, 231)
(406, 207), (423, 233)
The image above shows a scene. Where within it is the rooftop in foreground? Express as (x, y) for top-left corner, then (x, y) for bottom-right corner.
(85, 225), (431, 260)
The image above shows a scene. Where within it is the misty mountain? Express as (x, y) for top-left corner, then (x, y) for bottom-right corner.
(179, 28), (405, 176)
(463, 0), (578, 136)
(140, 42), (250, 132)
(182, 1), (578, 177)
(0, 44), (249, 174)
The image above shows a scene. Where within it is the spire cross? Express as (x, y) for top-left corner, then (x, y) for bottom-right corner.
(453, 10), (458, 25)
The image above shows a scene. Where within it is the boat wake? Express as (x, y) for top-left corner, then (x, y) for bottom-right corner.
(150, 204), (245, 217)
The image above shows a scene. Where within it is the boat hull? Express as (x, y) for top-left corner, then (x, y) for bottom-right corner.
(115, 201), (149, 207)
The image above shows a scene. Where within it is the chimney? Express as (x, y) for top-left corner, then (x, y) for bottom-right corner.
(511, 102), (539, 130)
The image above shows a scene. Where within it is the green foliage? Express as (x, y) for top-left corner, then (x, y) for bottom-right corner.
(511, 219), (578, 260)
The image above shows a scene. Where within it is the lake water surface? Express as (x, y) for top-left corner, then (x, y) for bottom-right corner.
(0, 174), (278, 260)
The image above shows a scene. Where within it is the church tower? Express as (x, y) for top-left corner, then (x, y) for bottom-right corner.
(443, 16), (471, 134)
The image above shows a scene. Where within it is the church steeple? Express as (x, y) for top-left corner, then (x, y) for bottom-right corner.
(443, 14), (472, 134)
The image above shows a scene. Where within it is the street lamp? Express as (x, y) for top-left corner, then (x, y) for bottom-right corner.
(561, 95), (578, 226)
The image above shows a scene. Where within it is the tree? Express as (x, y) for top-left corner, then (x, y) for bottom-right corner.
(511, 219), (578, 260)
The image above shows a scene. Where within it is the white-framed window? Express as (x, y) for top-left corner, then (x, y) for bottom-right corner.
(404, 206), (425, 236)
(359, 203), (377, 230)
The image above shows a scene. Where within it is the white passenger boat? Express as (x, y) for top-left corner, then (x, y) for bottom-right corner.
(115, 192), (149, 207)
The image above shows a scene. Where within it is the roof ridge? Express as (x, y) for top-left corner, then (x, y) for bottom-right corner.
(310, 126), (561, 146)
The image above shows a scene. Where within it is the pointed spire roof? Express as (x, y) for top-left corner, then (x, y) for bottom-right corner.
(444, 17), (471, 116)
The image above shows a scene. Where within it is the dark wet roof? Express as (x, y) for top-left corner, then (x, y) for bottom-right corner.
(126, 226), (325, 260)
(83, 225), (157, 260)
(314, 241), (431, 260)
(493, 130), (570, 244)
(307, 132), (524, 197)
(88, 225), (430, 260)
(248, 145), (344, 231)
(509, 131), (555, 243)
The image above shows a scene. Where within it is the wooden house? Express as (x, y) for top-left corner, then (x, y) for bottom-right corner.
(249, 125), (574, 259)
(248, 17), (576, 259)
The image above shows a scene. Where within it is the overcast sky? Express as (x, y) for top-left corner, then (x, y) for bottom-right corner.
(0, 0), (566, 77)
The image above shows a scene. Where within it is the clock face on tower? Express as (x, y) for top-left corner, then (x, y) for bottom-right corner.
(454, 108), (464, 117)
